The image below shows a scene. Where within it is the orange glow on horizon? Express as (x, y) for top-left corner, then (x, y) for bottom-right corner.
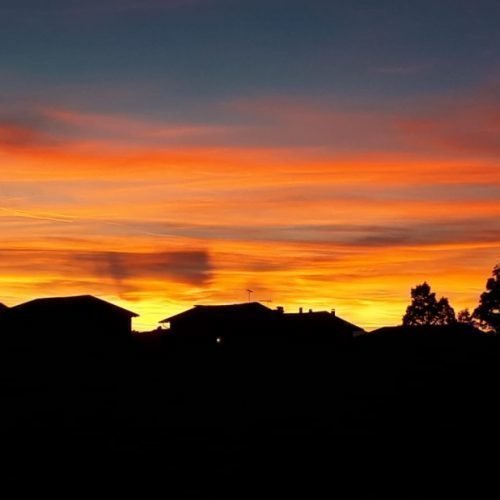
(1, 105), (499, 331)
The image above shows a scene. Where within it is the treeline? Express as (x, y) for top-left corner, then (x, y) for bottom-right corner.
(402, 263), (499, 334)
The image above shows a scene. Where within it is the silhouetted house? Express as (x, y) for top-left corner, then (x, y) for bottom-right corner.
(282, 308), (364, 342)
(356, 324), (488, 363)
(160, 302), (277, 344)
(358, 323), (485, 352)
(160, 302), (363, 345)
(2, 295), (138, 351)
(369, 324), (483, 338)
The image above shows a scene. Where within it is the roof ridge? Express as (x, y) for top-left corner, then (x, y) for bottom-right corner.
(9, 295), (138, 317)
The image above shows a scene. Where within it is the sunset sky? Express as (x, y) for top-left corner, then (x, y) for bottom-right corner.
(1, 0), (499, 330)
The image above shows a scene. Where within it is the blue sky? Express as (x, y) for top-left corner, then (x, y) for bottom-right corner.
(2, 0), (499, 116)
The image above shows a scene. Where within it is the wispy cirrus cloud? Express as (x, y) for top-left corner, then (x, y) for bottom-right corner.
(2, 81), (500, 156)
(228, 84), (500, 155)
(397, 83), (500, 156)
(373, 62), (435, 75)
(0, 119), (55, 149)
(0, 105), (230, 152)
(0, 84), (499, 330)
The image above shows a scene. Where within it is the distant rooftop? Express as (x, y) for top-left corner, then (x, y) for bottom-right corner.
(160, 302), (273, 323)
(160, 302), (364, 332)
(283, 308), (364, 332)
(369, 324), (483, 337)
(10, 295), (138, 317)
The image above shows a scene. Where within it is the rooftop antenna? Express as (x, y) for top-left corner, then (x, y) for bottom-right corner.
(246, 289), (254, 302)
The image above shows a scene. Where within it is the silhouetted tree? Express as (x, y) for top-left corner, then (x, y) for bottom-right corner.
(473, 264), (500, 334)
(435, 296), (457, 325)
(402, 282), (456, 326)
(457, 308), (474, 326)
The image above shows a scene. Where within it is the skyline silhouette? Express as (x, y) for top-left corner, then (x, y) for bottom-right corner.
(2, 1), (500, 496)
(2, 274), (498, 497)
(0, 262), (498, 335)
(2, 2), (500, 496)
(1, 1), (500, 335)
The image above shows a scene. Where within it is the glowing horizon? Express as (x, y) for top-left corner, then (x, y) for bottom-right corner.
(1, 1), (499, 331)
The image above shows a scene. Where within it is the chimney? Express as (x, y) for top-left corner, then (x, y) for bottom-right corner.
(299, 307), (303, 314)
(331, 308), (336, 316)
(277, 306), (284, 314)
(309, 309), (313, 314)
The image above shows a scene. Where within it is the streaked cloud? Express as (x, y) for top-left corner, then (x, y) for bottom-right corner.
(1, 82), (499, 330)
(0, 247), (212, 291)
(397, 84), (500, 156)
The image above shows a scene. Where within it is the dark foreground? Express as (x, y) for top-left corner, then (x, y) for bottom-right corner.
(2, 332), (500, 497)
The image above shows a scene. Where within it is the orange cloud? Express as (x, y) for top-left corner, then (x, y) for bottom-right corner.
(0, 121), (51, 149)
(1, 98), (499, 330)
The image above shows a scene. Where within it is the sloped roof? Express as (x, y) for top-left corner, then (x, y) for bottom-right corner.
(369, 324), (483, 337)
(331, 315), (365, 332)
(283, 311), (364, 332)
(0, 303), (8, 311)
(160, 302), (273, 323)
(9, 295), (138, 317)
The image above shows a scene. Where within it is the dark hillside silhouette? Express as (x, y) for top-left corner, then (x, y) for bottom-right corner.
(2, 284), (500, 497)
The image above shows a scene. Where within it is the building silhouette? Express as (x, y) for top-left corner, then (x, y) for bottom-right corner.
(160, 302), (363, 345)
(160, 302), (276, 344)
(1, 295), (138, 352)
(281, 307), (364, 342)
(369, 323), (483, 338)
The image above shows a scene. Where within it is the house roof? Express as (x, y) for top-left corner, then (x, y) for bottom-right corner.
(9, 295), (139, 317)
(369, 324), (483, 337)
(283, 311), (364, 332)
(160, 302), (274, 323)
(0, 303), (8, 311)
(331, 315), (364, 332)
